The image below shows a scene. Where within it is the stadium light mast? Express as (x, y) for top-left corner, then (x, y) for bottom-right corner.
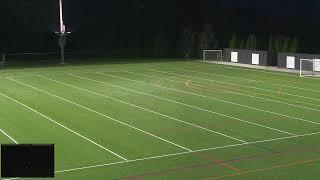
(58, 0), (67, 64)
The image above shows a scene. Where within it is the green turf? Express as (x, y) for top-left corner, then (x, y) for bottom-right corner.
(0, 60), (320, 179)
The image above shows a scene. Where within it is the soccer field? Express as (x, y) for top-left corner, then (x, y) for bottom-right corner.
(1, 60), (320, 179)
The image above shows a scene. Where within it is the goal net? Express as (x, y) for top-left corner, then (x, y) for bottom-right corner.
(203, 50), (223, 61)
(300, 59), (320, 77)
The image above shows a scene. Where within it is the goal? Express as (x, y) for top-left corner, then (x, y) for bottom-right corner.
(300, 59), (320, 77)
(203, 50), (223, 61)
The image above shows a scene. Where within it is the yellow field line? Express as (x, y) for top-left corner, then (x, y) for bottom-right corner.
(277, 81), (290, 96)
(184, 77), (320, 108)
(154, 79), (161, 86)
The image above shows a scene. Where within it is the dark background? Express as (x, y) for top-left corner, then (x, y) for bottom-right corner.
(1, 0), (319, 58)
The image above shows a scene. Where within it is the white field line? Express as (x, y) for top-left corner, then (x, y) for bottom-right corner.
(9, 77), (191, 152)
(0, 71), (122, 80)
(146, 70), (320, 126)
(55, 131), (320, 174)
(0, 130), (19, 179)
(178, 68), (320, 94)
(173, 71), (320, 109)
(0, 73), (67, 79)
(126, 71), (320, 113)
(92, 72), (295, 135)
(151, 69), (320, 103)
(40, 74), (247, 144)
(199, 62), (300, 77)
(0, 90), (128, 161)
(0, 129), (18, 144)
(101, 71), (320, 128)
(178, 68), (261, 83)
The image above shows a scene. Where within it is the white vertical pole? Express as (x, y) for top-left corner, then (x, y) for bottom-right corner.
(59, 0), (66, 64)
(59, 0), (64, 34)
(203, 50), (205, 61)
(300, 59), (302, 77)
(313, 59), (315, 77)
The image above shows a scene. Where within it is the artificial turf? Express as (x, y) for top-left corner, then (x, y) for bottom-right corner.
(0, 59), (320, 179)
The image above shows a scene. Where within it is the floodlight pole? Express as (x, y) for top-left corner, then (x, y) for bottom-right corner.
(59, 34), (66, 64)
(58, 0), (66, 64)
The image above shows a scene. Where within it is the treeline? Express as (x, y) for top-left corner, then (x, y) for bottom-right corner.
(172, 24), (300, 58)
(228, 33), (299, 53)
(0, 24), (300, 59)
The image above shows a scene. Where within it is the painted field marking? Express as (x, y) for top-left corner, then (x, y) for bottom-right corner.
(151, 69), (320, 102)
(198, 61), (300, 77)
(206, 157), (320, 180)
(0, 129), (18, 144)
(55, 131), (320, 174)
(120, 144), (320, 179)
(7, 70), (318, 109)
(146, 70), (320, 126)
(277, 81), (290, 95)
(1, 73), (67, 79)
(203, 61), (320, 83)
(40, 74), (247, 144)
(0, 71), (122, 80)
(93, 72), (295, 135)
(8, 77), (191, 152)
(0, 90), (128, 161)
(178, 68), (261, 83)
(191, 152), (244, 173)
(126, 71), (320, 113)
(178, 68), (320, 94)
(188, 78), (320, 109)
(185, 80), (208, 91)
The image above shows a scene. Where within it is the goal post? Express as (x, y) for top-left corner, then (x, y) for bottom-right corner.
(300, 58), (320, 77)
(203, 50), (223, 61)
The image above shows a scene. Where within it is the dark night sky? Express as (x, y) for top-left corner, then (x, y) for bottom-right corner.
(221, 0), (320, 16)
(1, 0), (320, 54)
(2, 0), (318, 32)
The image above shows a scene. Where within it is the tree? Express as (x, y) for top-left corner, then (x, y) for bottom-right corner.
(229, 33), (238, 48)
(268, 34), (274, 52)
(274, 35), (282, 53)
(245, 34), (257, 50)
(252, 35), (257, 50)
(281, 38), (290, 52)
(177, 25), (197, 58)
(210, 32), (219, 49)
(127, 32), (142, 57)
(197, 24), (218, 57)
(290, 37), (299, 53)
(198, 24), (211, 51)
(153, 31), (172, 57)
(239, 39), (245, 49)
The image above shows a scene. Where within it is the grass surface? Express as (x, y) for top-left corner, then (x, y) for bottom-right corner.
(0, 59), (320, 179)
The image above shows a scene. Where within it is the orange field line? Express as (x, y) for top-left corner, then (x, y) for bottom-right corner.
(119, 145), (320, 179)
(194, 152), (243, 173)
(206, 157), (320, 180)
